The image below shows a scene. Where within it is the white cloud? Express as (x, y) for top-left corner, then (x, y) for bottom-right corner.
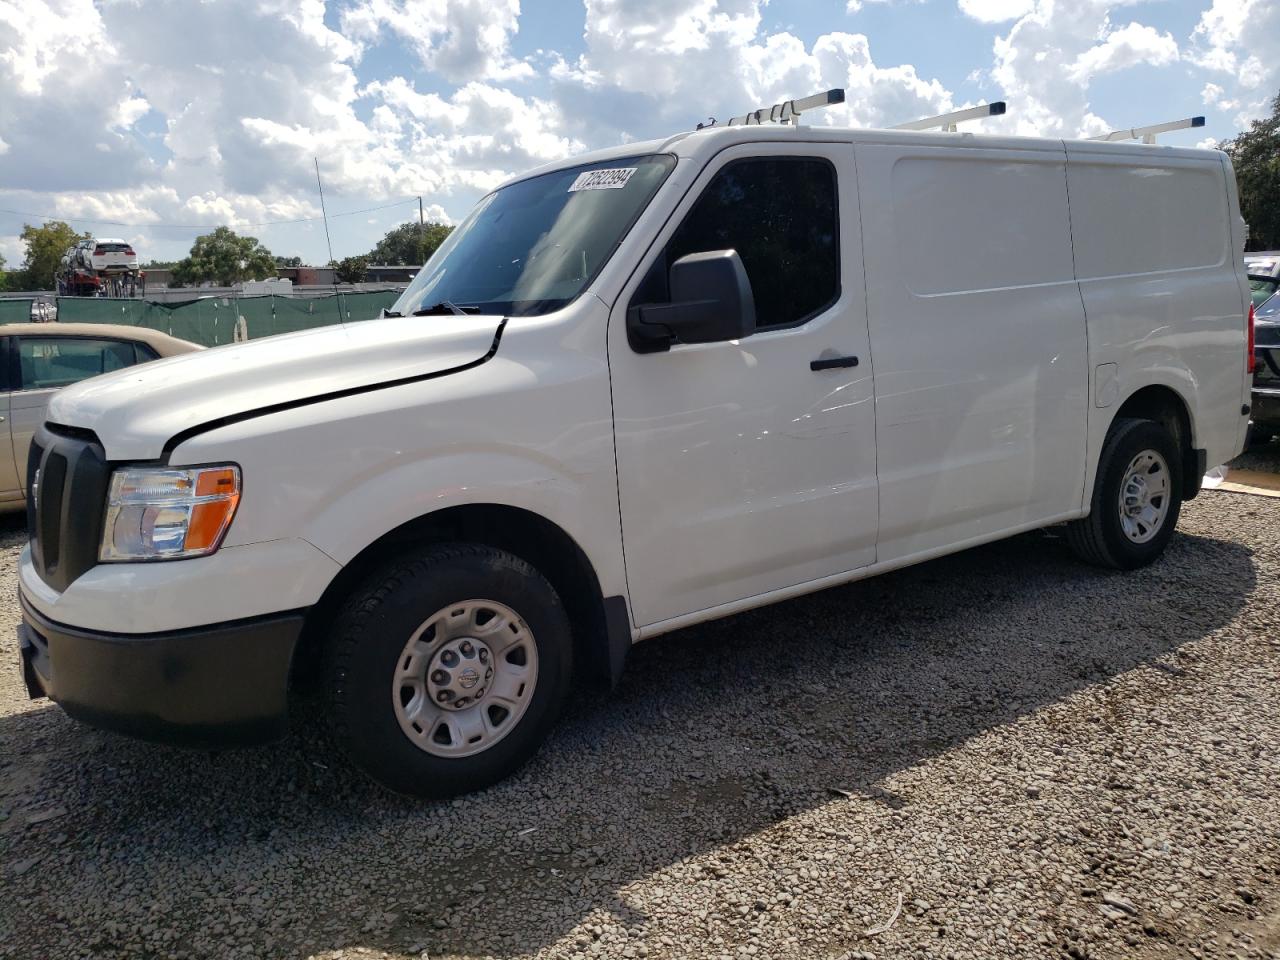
(0, 0), (150, 191)
(1065, 22), (1178, 84)
(0, 0), (112, 97)
(958, 0), (1033, 23)
(341, 0), (533, 82)
(0, 234), (21, 268)
(111, 95), (152, 132)
(982, 2), (1184, 138)
(845, 0), (914, 13)
(565, 0), (952, 137)
(1190, 0), (1279, 127)
(1201, 81), (1240, 112)
(0, 0), (963, 264)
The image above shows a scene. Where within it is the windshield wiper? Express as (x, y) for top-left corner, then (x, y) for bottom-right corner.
(381, 308), (404, 318)
(411, 301), (480, 317)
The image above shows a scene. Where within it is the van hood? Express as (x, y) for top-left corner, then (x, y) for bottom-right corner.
(48, 314), (505, 461)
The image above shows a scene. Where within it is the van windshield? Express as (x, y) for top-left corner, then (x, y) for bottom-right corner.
(391, 154), (676, 318)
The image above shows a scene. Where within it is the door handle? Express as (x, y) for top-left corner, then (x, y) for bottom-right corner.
(810, 355), (859, 371)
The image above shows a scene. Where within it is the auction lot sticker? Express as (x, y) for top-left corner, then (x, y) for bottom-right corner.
(569, 168), (637, 191)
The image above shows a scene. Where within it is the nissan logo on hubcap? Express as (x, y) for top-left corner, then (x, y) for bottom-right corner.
(458, 668), (480, 690)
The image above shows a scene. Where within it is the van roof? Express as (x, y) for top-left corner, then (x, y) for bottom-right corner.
(498, 123), (1224, 190)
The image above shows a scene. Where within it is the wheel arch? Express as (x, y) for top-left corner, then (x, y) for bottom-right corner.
(1109, 383), (1203, 499)
(294, 504), (631, 693)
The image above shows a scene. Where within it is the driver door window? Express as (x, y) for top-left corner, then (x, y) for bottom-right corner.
(638, 157), (840, 330)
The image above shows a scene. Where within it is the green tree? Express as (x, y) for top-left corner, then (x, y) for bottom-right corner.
(332, 255), (369, 284)
(368, 221), (452, 265)
(275, 255), (302, 268)
(18, 220), (89, 290)
(0, 251), (6, 292)
(1223, 91), (1280, 251)
(171, 226), (276, 287)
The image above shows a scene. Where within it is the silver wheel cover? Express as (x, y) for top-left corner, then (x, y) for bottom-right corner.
(1117, 449), (1171, 544)
(391, 599), (539, 758)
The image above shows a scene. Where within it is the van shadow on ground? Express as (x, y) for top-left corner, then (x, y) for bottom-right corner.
(0, 524), (1256, 959)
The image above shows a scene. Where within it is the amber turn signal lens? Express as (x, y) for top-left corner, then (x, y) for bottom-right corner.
(184, 497), (241, 552)
(185, 467), (240, 552)
(195, 467), (238, 498)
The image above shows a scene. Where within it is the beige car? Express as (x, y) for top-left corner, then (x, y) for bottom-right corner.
(0, 323), (201, 511)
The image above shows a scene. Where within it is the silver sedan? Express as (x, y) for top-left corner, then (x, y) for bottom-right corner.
(0, 323), (201, 512)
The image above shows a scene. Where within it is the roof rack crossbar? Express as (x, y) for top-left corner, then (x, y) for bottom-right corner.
(696, 89), (845, 130)
(892, 101), (1007, 132)
(1089, 116), (1206, 144)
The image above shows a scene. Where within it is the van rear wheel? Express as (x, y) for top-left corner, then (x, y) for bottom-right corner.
(325, 543), (572, 798)
(1065, 418), (1182, 570)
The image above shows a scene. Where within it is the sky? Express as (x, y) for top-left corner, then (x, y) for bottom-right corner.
(0, 0), (1276, 271)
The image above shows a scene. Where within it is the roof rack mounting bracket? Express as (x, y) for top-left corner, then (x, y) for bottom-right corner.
(892, 101), (1007, 132)
(1089, 116), (1206, 144)
(697, 89), (845, 130)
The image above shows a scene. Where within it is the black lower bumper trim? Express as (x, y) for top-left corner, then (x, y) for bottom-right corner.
(19, 595), (304, 747)
(1251, 390), (1280, 430)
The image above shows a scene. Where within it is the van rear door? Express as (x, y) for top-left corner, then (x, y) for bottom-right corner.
(854, 136), (1089, 561)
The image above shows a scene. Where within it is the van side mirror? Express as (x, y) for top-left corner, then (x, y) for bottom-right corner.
(628, 250), (757, 353)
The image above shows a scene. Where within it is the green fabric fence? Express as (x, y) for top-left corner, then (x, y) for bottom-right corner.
(55, 291), (400, 347)
(0, 299), (34, 323)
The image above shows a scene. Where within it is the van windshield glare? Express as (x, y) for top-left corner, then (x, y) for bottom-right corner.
(391, 154), (677, 319)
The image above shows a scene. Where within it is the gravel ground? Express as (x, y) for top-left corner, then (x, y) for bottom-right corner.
(2, 453), (1280, 960)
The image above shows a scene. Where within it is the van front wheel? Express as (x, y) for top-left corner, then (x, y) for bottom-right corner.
(1065, 418), (1182, 570)
(325, 544), (572, 798)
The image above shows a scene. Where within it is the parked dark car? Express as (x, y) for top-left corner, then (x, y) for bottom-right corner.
(1247, 253), (1280, 307)
(1251, 288), (1280, 443)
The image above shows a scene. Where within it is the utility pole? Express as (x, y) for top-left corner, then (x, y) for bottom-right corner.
(418, 196), (425, 263)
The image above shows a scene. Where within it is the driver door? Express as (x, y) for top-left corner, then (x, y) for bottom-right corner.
(608, 142), (879, 629)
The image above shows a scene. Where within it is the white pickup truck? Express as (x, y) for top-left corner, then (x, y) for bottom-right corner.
(17, 119), (1253, 797)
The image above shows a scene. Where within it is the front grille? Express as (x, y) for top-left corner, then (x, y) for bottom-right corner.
(28, 424), (110, 593)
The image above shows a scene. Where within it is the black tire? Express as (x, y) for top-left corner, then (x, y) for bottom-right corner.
(1065, 418), (1182, 570)
(325, 543), (572, 798)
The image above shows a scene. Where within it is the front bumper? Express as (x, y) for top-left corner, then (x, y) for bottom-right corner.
(18, 593), (304, 746)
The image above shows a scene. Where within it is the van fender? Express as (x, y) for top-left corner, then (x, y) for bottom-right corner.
(1082, 368), (1199, 508)
(300, 448), (629, 601)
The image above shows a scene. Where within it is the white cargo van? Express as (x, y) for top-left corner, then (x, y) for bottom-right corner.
(17, 111), (1253, 797)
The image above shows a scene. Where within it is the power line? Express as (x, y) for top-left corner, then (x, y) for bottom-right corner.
(0, 197), (420, 230)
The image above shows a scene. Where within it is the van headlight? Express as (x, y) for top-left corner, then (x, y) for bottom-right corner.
(99, 465), (241, 561)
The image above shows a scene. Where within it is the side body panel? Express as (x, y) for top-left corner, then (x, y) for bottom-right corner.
(856, 139), (1089, 561)
(1065, 144), (1248, 495)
